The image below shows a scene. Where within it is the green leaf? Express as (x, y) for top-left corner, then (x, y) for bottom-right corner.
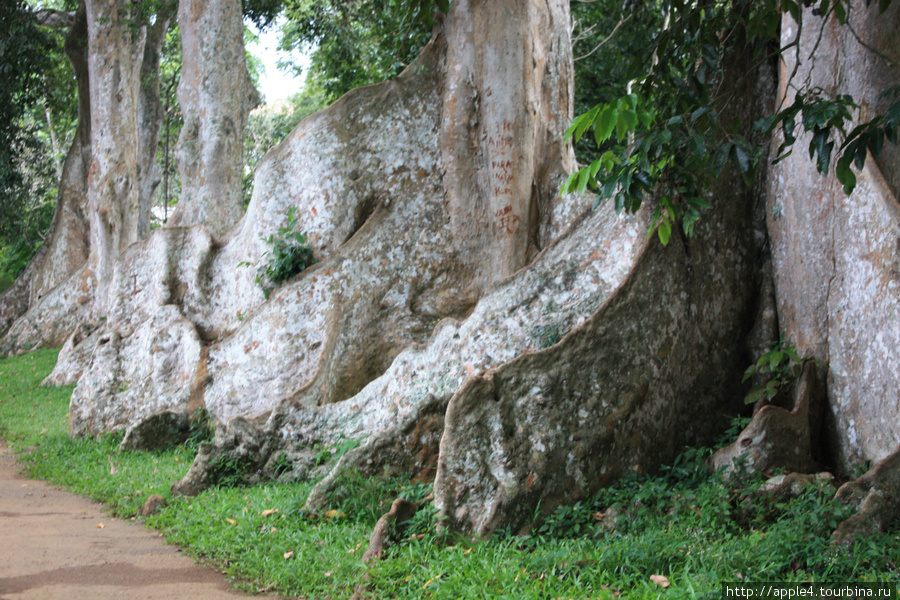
(571, 106), (599, 142)
(742, 365), (757, 383)
(833, 0), (846, 24)
(744, 385), (768, 405)
(657, 217), (672, 246)
(835, 156), (857, 195)
(435, 0), (450, 14)
(638, 111), (653, 128)
(600, 150), (618, 172)
(768, 351), (784, 368)
(691, 106), (711, 123)
(616, 111), (630, 141)
(812, 129), (834, 174)
(595, 105), (617, 146)
(561, 172), (578, 195)
(785, 0), (801, 23)
(730, 144), (750, 174)
(577, 166), (591, 193)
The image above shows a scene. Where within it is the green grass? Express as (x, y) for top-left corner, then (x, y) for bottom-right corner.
(1, 349), (898, 599)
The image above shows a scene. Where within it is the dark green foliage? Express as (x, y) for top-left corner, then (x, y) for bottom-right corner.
(243, 0), (284, 30)
(184, 407), (214, 449)
(570, 0), (664, 164)
(208, 453), (258, 488)
(271, 452), (293, 476)
(0, 0), (73, 278)
(760, 86), (900, 195)
(279, 0), (439, 102)
(307, 468), (430, 524)
(566, 0), (898, 245)
(256, 207), (315, 297)
(741, 335), (805, 405)
(520, 446), (895, 583)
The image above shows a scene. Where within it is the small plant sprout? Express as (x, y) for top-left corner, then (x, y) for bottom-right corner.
(252, 207), (315, 298)
(742, 335), (806, 405)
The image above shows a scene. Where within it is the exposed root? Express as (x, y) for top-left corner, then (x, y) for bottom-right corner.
(832, 446), (900, 544)
(349, 498), (419, 600)
(362, 498), (419, 562)
(711, 361), (823, 477)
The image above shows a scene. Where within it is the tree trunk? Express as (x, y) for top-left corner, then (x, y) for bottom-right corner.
(169, 3), (771, 534)
(42, 0), (579, 444)
(0, 1), (91, 347)
(166, 0), (259, 238)
(83, 0), (146, 316)
(136, 0), (176, 240)
(1, 0), (176, 352)
(767, 3), (900, 470)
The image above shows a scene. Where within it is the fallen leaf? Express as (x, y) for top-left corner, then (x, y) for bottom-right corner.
(324, 509), (346, 519)
(107, 456), (118, 475)
(283, 550), (294, 560)
(97, 523), (104, 529)
(592, 511), (605, 521)
(226, 518), (238, 525)
(650, 574), (670, 588)
(261, 509), (279, 518)
(324, 571), (332, 577)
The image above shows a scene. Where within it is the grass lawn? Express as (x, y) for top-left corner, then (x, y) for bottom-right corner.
(1, 349), (897, 599)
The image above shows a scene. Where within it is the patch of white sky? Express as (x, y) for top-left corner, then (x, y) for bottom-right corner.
(247, 17), (311, 106)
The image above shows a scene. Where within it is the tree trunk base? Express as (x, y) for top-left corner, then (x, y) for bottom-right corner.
(711, 361), (823, 477)
(832, 446), (900, 544)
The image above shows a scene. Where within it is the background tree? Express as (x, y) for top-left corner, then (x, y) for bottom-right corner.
(0, 0), (77, 289)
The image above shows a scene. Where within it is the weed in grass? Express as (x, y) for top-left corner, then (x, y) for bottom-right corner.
(185, 407), (214, 450)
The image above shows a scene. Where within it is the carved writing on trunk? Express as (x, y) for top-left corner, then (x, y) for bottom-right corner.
(489, 121), (519, 235)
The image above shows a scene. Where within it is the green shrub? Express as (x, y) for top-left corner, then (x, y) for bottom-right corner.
(254, 207), (315, 298)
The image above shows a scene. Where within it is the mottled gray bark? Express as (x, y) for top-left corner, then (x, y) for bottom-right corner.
(167, 0), (259, 237)
(137, 0), (176, 240)
(83, 0), (145, 316)
(1, 0), (176, 351)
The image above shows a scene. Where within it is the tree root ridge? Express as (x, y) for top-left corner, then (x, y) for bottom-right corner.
(832, 447), (900, 544)
(711, 361), (823, 478)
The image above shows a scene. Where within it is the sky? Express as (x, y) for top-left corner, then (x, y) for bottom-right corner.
(247, 19), (310, 105)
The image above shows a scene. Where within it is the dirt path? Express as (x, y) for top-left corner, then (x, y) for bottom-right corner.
(0, 441), (283, 600)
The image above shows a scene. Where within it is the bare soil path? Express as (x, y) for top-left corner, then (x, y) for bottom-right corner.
(0, 441), (282, 600)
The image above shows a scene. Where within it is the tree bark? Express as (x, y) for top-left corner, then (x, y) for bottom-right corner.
(167, 0), (259, 238)
(83, 0), (145, 316)
(137, 0), (176, 240)
(768, 3), (900, 470)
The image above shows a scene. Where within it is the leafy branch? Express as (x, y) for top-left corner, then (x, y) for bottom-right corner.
(741, 335), (805, 405)
(563, 0), (897, 245)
